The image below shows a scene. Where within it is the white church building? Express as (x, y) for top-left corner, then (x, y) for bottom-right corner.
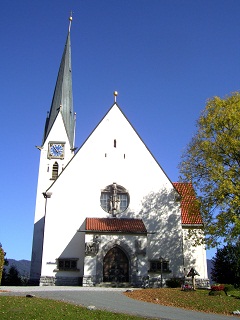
(30, 19), (209, 287)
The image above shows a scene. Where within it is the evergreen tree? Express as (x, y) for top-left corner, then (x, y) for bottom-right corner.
(211, 242), (240, 287)
(4, 266), (22, 286)
(1, 268), (7, 285)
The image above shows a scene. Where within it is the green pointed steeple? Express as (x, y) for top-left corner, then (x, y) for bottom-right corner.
(43, 26), (74, 148)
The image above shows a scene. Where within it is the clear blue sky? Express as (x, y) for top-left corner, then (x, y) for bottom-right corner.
(1, 0), (240, 261)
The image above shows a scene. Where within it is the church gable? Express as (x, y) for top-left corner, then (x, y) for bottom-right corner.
(76, 103), (169, 179)
(44, 101), (182, 227)
(48, 102), (174, 198)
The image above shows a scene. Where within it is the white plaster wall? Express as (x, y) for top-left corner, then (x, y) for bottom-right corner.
(182, 228), (208, 279)
(39, 104), (204, 280)
(140, 189), (183, 277)
(83, 256), (96, 275)
(83, 234), (96, 276)
(33, 113), (74, 224)
(30, 113), (74, 280)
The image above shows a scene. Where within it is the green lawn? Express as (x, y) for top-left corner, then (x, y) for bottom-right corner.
(0, 296), (147, 320)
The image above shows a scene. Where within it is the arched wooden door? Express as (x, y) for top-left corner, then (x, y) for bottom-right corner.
(103, 246), (129, 282)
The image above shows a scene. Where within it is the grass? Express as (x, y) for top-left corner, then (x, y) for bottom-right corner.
(0, 288), (240, 319)
(124, 288), (240, 316)
(0, 296), (147, 320)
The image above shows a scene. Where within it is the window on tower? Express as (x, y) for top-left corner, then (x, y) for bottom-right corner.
(51, 162), (59, 180)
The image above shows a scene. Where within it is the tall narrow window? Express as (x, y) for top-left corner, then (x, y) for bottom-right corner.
(114, 139), (116, 148)
(52, 162), (59, 180)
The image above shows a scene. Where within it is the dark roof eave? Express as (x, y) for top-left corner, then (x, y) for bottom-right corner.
(182, 224), (204, 228)
(78, 230), (147, 234)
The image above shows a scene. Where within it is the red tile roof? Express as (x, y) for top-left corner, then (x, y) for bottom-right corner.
(86, 218), (147, 233)
(173, 182), (203, 225)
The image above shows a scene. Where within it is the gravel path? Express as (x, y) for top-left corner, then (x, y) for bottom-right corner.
(0, 286), (239, 320)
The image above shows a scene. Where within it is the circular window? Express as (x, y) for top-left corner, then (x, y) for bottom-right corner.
(100, 183), (130, 216)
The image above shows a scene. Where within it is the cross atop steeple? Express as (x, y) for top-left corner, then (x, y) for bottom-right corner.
(114, 91), (118, 103)
(69, 11), (73, 32)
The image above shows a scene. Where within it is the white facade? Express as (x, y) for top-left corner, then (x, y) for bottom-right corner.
(30, 113), (74, 282)
(30, 103), (208, 287)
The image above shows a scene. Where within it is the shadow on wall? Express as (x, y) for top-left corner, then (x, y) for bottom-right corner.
(30, 217), (45, 284)
(137, 188), (196, 275)
(54, 222), (85, 286)
(53, 187), (197, 285)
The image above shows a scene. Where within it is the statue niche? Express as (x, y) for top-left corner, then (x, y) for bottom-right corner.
(85, 242), (98, 255)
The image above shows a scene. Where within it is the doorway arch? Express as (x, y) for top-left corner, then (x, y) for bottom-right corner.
(103, 246), (129, 282)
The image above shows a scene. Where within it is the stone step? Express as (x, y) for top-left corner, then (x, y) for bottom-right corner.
(96, 282), (131, 288)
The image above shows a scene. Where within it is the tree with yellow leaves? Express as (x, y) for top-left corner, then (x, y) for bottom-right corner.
(0, 244), (6, 285)
(179, 92), (240, 247)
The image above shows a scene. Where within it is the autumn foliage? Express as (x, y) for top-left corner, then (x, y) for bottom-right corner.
(0, 246), (4, 285)
(179, 92), (240, 247)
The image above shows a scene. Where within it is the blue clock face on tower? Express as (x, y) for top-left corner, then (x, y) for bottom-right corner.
(48, 142), (65, 159)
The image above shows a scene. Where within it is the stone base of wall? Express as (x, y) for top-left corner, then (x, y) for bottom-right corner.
(82, 275), (95, 286)
(40, 276), (82, 286)
(142, 277), (210, 289)
(83, 275), (143, 288)
(40, 276), (55, 286)
(195, 278), (210, 289)
(130, 275), (143, 287)
(39, 275), (210, 288)
(55, 276), (82, 286)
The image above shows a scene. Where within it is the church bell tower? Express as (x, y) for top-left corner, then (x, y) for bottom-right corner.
(30, 15), (75, 284)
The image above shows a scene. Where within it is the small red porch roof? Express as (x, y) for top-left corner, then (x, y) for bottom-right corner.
(86, 218), (147, 234)
(173, 182), (203, 225)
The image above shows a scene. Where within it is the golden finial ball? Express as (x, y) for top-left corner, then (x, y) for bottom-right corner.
(69, 16), (73, 21)
(114, 91), (118, 96)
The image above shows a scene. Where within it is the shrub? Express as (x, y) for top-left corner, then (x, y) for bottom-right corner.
(209, 284), (229, 296)
(211, 284), (225, 291)
(209, 290), (226, 296)
(223, 284), (235, 292)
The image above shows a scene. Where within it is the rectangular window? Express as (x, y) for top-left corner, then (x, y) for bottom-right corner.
(149, 260), (170, 273)
(119, 194), (128, 211)
(57, 259), (78, 271)
(100, 193), (109, 211)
